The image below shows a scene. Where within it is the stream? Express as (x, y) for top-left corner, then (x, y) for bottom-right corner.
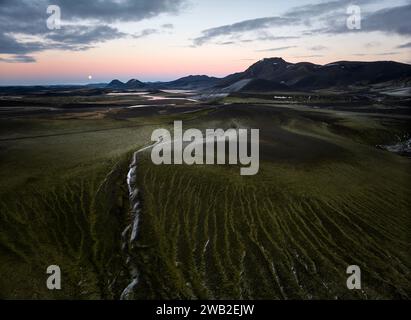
(120, 141), (160, 300)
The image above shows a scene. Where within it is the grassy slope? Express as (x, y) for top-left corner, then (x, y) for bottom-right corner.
(0, 115), (157, 299)
(0, 106), (214, 299)
(0, 101), (409, 299)
(132, 104), (410, 299)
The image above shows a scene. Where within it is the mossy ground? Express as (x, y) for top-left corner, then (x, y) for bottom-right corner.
(132, 104), (410, 299)
(0, 100), (409, 299)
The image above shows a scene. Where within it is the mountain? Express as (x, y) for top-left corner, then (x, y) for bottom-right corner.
(240, 79), (291, 92)
(125, 79), (146, 89)
(107, 79), (126, 89)
(158, 75), (220, 90)
(104, 58), (411, 93)
(106, 79), (147, 89)
(106, 75), (220, 90)
(214, 57), (411, 92)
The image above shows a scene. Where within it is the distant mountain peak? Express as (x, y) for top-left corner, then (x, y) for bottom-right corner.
(106, 79), (125, 89)
(126, 78), (144, 84)
(257, 57), (290, 66)
(243, 57), (292, 79)
(109, 79), (124, 85)
(262, 57), (287, 62)
(181, 75), (213, 80)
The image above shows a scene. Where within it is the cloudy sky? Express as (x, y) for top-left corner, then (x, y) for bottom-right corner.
(0, 0), (410, 85)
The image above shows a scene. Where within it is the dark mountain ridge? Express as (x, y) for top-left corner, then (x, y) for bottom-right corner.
(214, 57), (411, 92)
(106, 75), (219, 90)
(156, 75), (220, 90)
(105, 58), (411, 93)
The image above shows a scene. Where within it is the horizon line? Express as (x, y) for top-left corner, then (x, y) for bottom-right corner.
(1, 57), (410, 87)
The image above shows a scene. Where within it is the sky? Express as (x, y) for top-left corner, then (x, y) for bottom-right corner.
(0, 0), (410, 85)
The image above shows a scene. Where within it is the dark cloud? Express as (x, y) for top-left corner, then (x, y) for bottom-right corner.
(218, 41), (236, 45)
(319, 4), (411, 36)
(0, 0), (185, 61)
(52, 0), (186, 23)
(133, 29), (160, 39)
(193, 16), (298, 46)
(283, 0), (378, 19)
(397, 42), (411, 49)
(192, 0), (409, 47)
(191, 0), (380, 46)
(46, 25), (126, 45)
(361, 5), (411, 35)
(0, 54), (36, 63)
(256, 46), (297, 52)
(0, 24), (125, 55)
(133, 24), (178, 40)
(0, 33), (46, 54)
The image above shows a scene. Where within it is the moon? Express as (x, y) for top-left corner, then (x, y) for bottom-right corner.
(88, 75), (92, 80)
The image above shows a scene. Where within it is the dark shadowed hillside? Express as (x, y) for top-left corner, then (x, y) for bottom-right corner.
(213, 57), (411, 92)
